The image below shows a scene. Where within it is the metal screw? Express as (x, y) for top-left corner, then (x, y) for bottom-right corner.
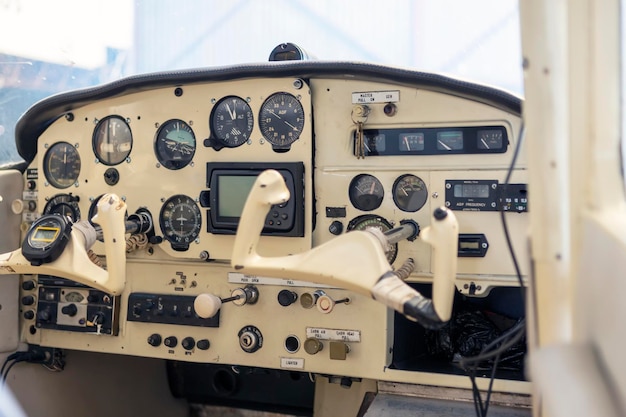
(492, 183), (497, 189)
(190, 162), (195, 167)
(293, 79), (303, 89)
(126, 157), (131, 163)
(482, 243), (488, 249)
(432, 192), (439, 199)
(260, 138), (265, 145)
(445, 183), (451, 189)
(246, 97), (251, 103)
(211, 98), (216, 104)
(156, 163), (161, 168)
(445, 201), (450, 207)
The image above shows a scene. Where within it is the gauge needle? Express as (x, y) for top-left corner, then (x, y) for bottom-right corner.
(481, 138), (490, 149)
(226, 103), (237, 120)
(284, 121), (300, 131)
(369, 182), (376, 194)
(438, 140), (451, 150)
(268, 110), (282, 120)
(404, 137), (410, 150)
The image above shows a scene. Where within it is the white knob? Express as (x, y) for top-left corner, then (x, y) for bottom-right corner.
(193, 293), (222, 319)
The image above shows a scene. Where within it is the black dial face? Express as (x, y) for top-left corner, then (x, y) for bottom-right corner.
(347, 215), (397, 264)
(43, 142), (81, 189)
(43, 194), (81, 222)
(436, 131), (464, 151)
(159, 194), (202, 248)
(211, 96), (254, 148)
(154, 119), (196, 170)
(477, 129), (504, 150)
(92, 116), (133, 165)
(259, 92), (305, 148)
(349, 174), (384, 211)
(392, 174), (428, 212)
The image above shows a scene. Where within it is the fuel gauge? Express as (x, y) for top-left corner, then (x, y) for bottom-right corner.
(477, 129), (504, 150)
(348, 174), (384, 211)
(392, 174), (428, 212)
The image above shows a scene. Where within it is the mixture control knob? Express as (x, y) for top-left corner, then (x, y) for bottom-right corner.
(303, 338), (323, 355)
(277, 290), (298, 307)
(197, 339), (210, 350)
(194, 293), (222, 319)
(164, 336), (178, 348)
(182, 337), (195, 351)
(61, 304), (78, 317)
(147, 334), (162, 347)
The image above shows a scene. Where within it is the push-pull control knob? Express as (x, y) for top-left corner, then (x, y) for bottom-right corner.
(304, 338), (323, 355)
(300, 290), (325, 309)
(317, 295), (350, 314)
(194, 293), (222, 319)
(147, 333), (162, 347)
(277, 289), (298, 307)
(230, 285), (259, 306)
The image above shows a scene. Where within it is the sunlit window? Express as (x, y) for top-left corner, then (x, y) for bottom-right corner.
(0, 0), (521, 166)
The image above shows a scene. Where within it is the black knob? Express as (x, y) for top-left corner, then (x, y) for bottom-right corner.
(37, 310), (51, 322)
(23, 310), (35, 320)
(22, 280), (36, 291)
(61, 304), (78, 317)
(329, 220), (344, 235)
(147, 334), (162, 347)
(277, 290), (298, 307)
(164, 336), (178, 348)
(87, 294), (100, 303)
(26, 180), (36, 190)
(196, 339), (210, 350)
(27, 200), (37, 212)
(182, 337), (195, 351)
(21, 295), (35, 306)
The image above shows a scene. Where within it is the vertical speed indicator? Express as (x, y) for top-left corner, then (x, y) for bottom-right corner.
(259, 92), (305, 150)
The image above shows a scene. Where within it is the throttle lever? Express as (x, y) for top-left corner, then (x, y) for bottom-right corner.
(231, 170), (459, 328)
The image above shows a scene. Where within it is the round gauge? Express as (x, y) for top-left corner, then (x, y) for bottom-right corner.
(64, 291), (85, 303)
(210, 96), (254, 148)
(259, 92), (305, 148)
(392, 174), (428, 212)
(159, 194), (202, 249)
(43, 194), (81, 222)
(477, 129), (504, 150)
(43, 142), (81, 189)
(349, 174), (384, 211)
(347, 215), (397, 264)
(92, 116), (133, 165)
(154, 119), (196, 170)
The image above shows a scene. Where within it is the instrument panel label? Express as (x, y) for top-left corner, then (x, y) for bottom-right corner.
(280, 357), (304, 369)
(352, 90), (400, 104)
(228, 272), (334, 288)
(306, 327), (361, 342)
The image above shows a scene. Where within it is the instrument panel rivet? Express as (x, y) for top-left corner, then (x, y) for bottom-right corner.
(259, 138), (265, 145)
(44, 182), (49, 187)
(44, 143), (49, 149)
(74, 143), (79, 148)
(194, 238), (200, 244)
(125, 157), (131, 163)
(190, 162), (195, 167)
(445, 201), (450, 207)
(211, 98), (216, 104)
(160, 198), (165, 203)
(74, 182), (79, 188)
(445, 183), (451, 189)
(94, 158), (100, 164)
(156, 163), (161, 168)
(432, 192), (439, 199)
(246, 97), (251, 103)
(491, 183), (497, 189)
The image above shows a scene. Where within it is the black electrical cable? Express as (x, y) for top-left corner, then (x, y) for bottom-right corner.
(1, 358), (22, 385)
(0, 353), (20, 383)
(461, 122), (528, 417)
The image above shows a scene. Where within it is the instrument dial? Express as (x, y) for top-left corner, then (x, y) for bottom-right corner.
(159, 195), (202, 250)
(436, 131), (463, 151)
(347, 215), (397, 264)
(210, 96), (254, 148)
(392, 174), (428, 212)
(349, 174), (384, 211)
(154, 120), (196, 170)
(477, 129), (504, 150)
(43, 194), (81, 222)
(43, 142), (81, 189)
(259, 92), (305, 148)
(92, 116), (133, 165)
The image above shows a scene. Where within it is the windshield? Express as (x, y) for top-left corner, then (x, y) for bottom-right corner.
(0, 0), (522, 166)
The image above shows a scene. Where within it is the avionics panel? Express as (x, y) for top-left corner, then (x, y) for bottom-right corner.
(204, 162), (304, 236)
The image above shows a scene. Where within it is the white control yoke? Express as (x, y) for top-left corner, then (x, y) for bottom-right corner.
(231, 170), (459, 327)
(0, 194), (128, 295)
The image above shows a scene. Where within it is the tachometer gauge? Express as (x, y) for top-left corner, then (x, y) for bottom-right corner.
(347, 215), (397, 264)
(92, 116), (133, 165)
(43, 194), (81, 222)
(159, 194), (202, 250)
(43, 142), (81, 189)
(392, 174), (428, 212)
(349, 174), (384, 211)
(259, 92), (305, 149)
(210, 96), (254, 148)
(154, 120), (196, 170)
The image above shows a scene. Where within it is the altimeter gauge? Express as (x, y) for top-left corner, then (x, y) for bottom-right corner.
(210, 96), (254, 148)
